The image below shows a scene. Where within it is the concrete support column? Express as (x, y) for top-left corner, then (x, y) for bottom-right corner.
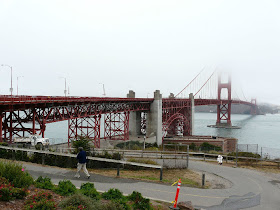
(147, 90), (162, 146)
(189, 93), (194, 135)
(127, 90), (141, 136)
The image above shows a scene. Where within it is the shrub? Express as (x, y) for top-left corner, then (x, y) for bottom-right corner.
(132, 197), (151, 210)
(102, 200), (129, 210)
(112, 152), (122, 160)
(0, 177), (9, 185)
(59, 193), (99, 210)
(228, 152), (261, 163)
(55, 180), (77, 196)
(24, 191), (56, 210)
(0, 183), (28, 201)
(115, 141), (158, 150)
(0, 161), (34, 188)
(127, 191), (143, 201)
(72, 136), (91, 154)
(200, 142), (222, 152)
(80, 182), (100, 200)
(189, 143), (197, 151)
(35, 176), (54, 190)
(128, 191), (151, 210)
(102, 188), (126, 201)
(0, 142), (8, 146)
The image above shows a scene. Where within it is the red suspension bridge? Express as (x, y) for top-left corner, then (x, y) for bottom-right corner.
(0, 71), (258, 147)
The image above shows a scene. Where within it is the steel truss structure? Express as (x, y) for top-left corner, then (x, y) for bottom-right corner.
(0, 97), (151, 147)
(0, 81), (258, 147)
(162, 99), (192, 138)
(104, 112), (129, 140)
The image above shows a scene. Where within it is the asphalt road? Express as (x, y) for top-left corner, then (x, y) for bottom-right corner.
(23, 160), (280, 210)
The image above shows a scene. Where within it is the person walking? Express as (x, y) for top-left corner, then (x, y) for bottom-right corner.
(217, 155), (223, 165)
(74, 147), (90, 179)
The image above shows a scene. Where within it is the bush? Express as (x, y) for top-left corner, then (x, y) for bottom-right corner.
(0, 161), (34, 188)
(102, 200), (129, 210)
(189, 143), (197, 151)
(112, 152), (122, 160)
(228, 152), (261, 163)
(128, 191), (152, 210)
(132, 197), (151, 210)
(0, 142), (8, 146)
(115, 141), (157, 150)
(54, 180), (77, 196)
(59, 193), (99, 210)
(80, 182), (100, 200)
(72, 136), (91, 154)
(200, 142), (222, 152)
(24, 191), (56, 210)
(35, 176), (54, 190)
(0, 177), (9, 185)
(102, 188), (126, 201)
(0, 183), (28, 201)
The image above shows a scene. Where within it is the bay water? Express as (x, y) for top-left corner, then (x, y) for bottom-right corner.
(44, 113), (280, 157)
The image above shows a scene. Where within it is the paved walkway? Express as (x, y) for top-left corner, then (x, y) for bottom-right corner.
(23, 160), (280, 210)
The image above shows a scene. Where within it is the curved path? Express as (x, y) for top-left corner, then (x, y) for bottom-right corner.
(23, 160), (280, 209)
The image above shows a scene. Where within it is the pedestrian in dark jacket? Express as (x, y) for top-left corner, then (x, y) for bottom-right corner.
(74, 147), (90, 179)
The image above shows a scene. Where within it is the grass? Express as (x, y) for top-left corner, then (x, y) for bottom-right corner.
(89, 168), (208, 188)
(127, 158), (159, 165)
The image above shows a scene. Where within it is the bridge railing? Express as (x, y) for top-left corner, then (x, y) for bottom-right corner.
(0, 95), (154, 104)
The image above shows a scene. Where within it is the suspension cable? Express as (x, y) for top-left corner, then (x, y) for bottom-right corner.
(175, 67), (205, 98)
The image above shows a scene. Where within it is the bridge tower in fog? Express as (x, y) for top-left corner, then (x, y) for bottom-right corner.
(250, 99), (257, 115)
(216, 72), (232, 127)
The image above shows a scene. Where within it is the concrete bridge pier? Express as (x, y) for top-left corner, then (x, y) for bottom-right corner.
(146, 90), (162, 146)
(127, 90), (142, 136)
(189, 93), (195, 135)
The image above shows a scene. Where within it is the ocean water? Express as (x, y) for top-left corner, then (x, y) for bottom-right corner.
(44, 113), (280, 156)
(194, 113), (280, 149)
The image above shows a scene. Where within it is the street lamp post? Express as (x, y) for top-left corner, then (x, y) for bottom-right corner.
(17, 76), (24, 96)
(1, 64), (13, 96)
(1, 64), (13, 144)
(59, 77), (67, 97)
(99, 83), (106, 97)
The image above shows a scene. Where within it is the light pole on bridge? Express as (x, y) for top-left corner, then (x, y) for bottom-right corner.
(59, 77), (67, 97)
(1, 64), (13, 96)
(1, 64), (13, 144)
(17, 76), (24, 96)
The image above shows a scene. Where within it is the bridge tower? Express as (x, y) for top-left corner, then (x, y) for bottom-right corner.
(250, 99), (257, 115)
(216, 72), (232, 127)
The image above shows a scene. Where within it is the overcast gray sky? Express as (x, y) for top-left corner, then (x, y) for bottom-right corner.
(0, 0), (279, 104)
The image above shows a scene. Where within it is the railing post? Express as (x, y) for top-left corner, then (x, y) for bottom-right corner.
(12, 149), (15, 160)
(260, 147), (263, 168)
(117, 164), (120, 177)
(202, 173), (205, 187)
(160, 167), (163, 181)
(203, 153), (206, 161)
(42, 153), (45, 165)
(186, 145), (189, 169)
(235, 144), (238, 167)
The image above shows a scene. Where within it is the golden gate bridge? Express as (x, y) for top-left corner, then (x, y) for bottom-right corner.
(0, 71), (258, 148)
